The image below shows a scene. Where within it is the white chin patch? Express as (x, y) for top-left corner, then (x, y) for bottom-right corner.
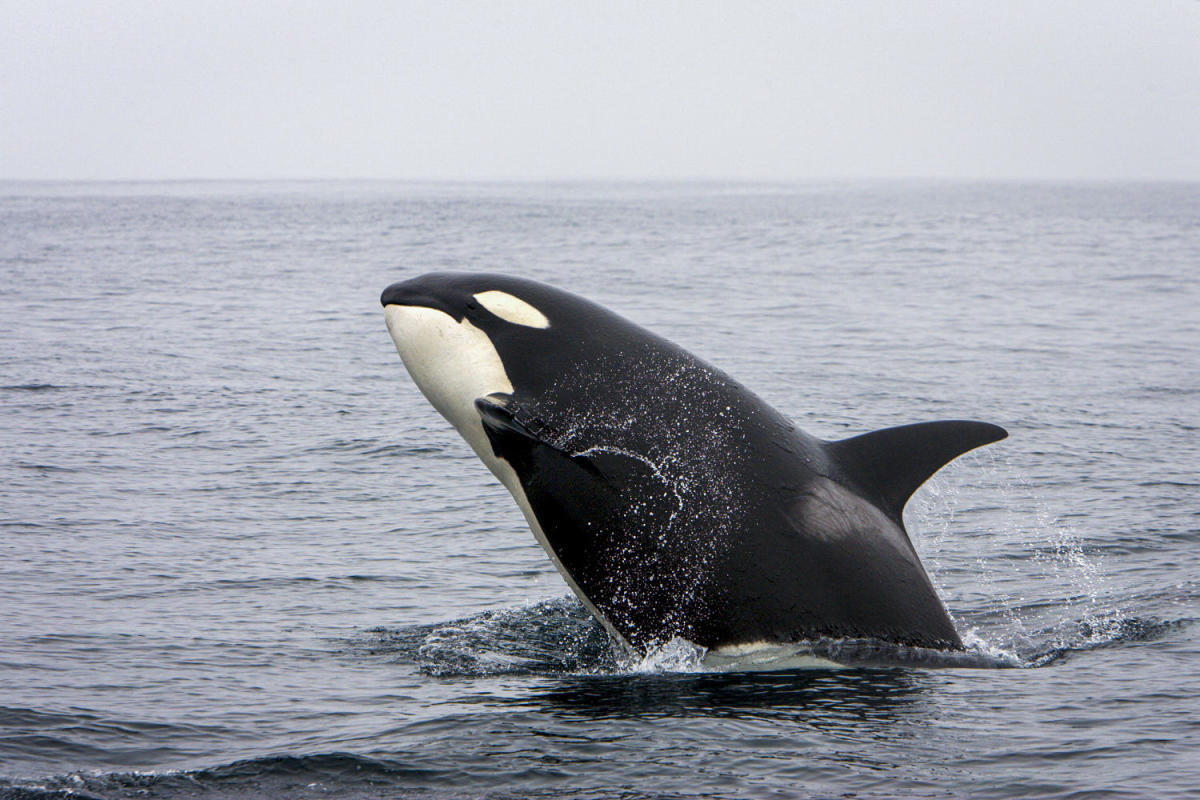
(473, 290), (550, 329)
(383, 304), (513, 470)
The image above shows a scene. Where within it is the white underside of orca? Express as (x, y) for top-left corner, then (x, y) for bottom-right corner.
(383, 305), (634, 652)
(703, 642), (844, 671)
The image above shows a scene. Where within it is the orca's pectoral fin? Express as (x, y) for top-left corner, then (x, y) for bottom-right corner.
(475, 394), (662, 489)
(475, 393), (527, 438)
(475, 393), (676, 522)
(826, 420), (1007, 523)
(474, 393), (559, 460)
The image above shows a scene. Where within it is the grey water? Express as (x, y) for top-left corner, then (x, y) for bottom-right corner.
(1, 180), (1197, 799)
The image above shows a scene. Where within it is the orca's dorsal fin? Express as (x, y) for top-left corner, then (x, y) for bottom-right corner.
(825, 420), (1007, 524)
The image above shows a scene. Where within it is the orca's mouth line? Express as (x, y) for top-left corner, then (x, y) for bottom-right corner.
(380, 285), (463, 321)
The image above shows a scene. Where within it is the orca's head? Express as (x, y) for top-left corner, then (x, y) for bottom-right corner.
(381, 272), (546, 433)
(381, 272), (609, 464)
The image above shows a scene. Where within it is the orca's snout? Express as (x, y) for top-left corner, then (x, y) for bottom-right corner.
(380, 279), (463, 320)
(380, 281), (416, 307)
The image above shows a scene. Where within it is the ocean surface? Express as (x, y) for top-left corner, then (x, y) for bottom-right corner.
(1, 180), (1197, 799)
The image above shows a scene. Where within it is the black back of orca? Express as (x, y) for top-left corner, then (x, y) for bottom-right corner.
(383, 273), (1007, 652)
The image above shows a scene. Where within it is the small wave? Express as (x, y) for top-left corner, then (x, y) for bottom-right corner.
(0, 751), (684, 799)
(364, 444), (447, 457)
(0, 384), (71, 392)
(302, 438), (451, 458)
(0, 753), (438, 800)
(105, 573), (418, 601)
(360, 597), (616, 677)
(10, 463), (82, 474)
(1017, 615), (1189, 667)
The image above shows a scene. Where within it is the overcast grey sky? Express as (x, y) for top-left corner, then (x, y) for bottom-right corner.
(2, 0), (1198, 181)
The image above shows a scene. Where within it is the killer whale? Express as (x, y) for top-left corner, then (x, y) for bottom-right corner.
(381, 273), (1006, 653)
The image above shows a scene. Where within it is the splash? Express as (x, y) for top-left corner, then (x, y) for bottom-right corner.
(363, 595), (1174, 675)
(627, 637), (708, 673)
(361, 597), (1029, 677)
(909, 447), (1132, 666)
(571, 444), (687, 521)
(360, 597), (617, 677)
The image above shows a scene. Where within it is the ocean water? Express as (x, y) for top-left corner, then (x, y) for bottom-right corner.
(1, 180), (1197, 799)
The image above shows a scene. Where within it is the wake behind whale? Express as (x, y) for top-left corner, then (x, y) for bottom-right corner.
(380, 273), (1007, 658)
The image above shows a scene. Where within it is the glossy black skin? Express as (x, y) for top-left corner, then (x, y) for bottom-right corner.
(382, 273), (1007, 653)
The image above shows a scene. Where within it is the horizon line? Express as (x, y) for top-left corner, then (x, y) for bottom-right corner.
(2, 175), (1198, 185)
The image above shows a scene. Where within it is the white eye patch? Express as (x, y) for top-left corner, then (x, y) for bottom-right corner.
(473, 290), (550, 328)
